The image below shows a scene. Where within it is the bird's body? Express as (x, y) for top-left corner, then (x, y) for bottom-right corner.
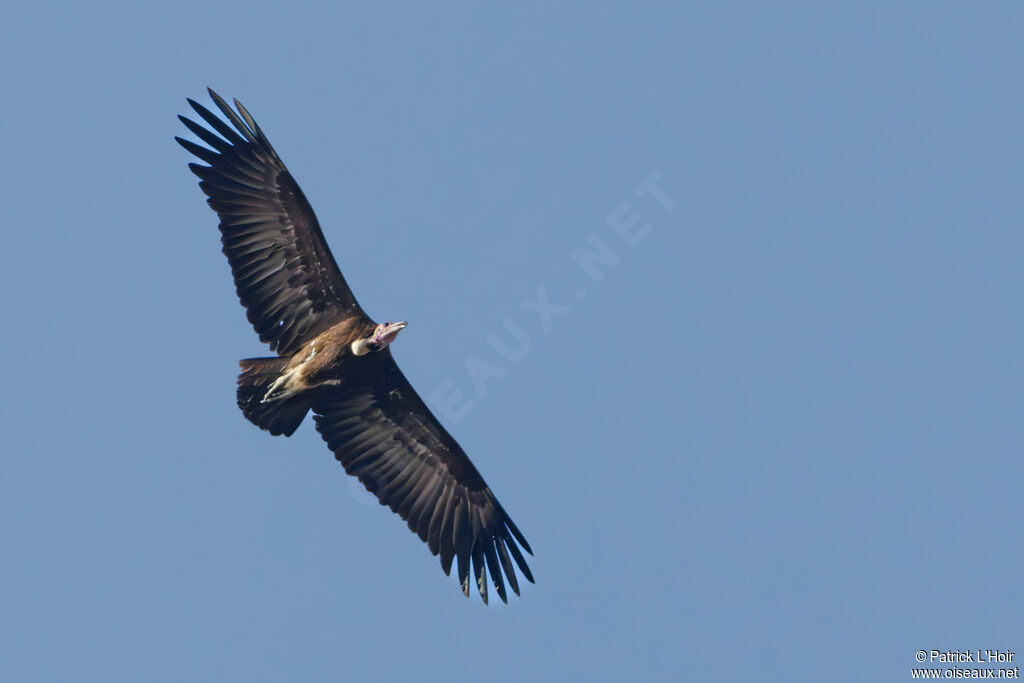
(253, 319), (370, 405)
(176, 89), (532, 603)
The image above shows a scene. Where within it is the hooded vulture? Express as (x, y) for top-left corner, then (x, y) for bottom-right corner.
(176, 89), (533, 603)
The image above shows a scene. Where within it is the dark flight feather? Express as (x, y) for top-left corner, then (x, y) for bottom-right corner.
(311, 349), (533, 603)
(176, 88), (365, 355)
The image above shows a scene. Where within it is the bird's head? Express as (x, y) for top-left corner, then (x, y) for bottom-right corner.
(351, 321), (408, 356)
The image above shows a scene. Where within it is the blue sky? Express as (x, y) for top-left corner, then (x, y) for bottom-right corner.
(2, 3), (1022, 682)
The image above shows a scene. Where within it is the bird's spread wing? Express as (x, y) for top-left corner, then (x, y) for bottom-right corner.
(176, 89), (366, 355)
(312, 350), (534, 603)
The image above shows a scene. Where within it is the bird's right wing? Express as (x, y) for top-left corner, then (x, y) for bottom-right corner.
(312, 349), (534, 604)
(176, 89), (367, 355)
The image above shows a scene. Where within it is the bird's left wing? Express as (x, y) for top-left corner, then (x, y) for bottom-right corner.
(176, 89), (367, 355)
(312, 350), (534, 604)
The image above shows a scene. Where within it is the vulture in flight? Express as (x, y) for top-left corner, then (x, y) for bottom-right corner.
(176, 89), (533, 603)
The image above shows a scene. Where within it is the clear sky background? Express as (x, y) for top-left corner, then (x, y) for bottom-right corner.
(2, 3), (1022, 682)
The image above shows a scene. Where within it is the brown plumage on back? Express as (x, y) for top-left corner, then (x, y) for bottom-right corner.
(176, 89), (533, 603)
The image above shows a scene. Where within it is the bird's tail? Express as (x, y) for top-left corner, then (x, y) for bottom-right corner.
(236, 357), (311, 436)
